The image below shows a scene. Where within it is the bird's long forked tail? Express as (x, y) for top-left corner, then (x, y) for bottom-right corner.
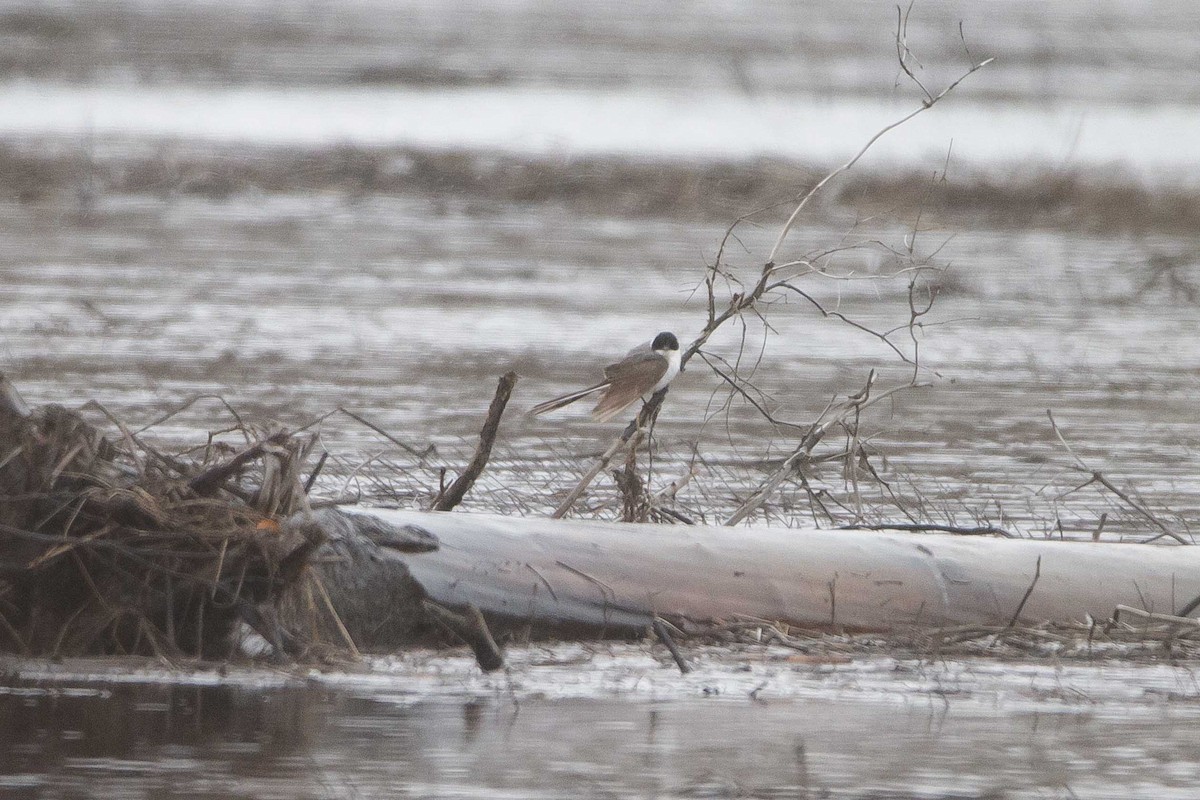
(528, 382), (608, 416)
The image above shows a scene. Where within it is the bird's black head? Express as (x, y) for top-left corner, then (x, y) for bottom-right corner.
(652, 332), (679, 351)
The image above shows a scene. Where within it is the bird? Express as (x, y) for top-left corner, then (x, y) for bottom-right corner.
(529, 331), (681, 422)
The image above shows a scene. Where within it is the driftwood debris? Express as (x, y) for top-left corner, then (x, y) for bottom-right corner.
(0, 375), (333, 659)
(0, 378), (511, 668)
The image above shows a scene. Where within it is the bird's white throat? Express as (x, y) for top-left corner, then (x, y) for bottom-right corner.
(652, 347), (682, 394)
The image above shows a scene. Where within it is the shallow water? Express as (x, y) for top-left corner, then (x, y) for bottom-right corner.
(6, 649), (1200, 799)
(2, 1), (1198, 542)
(3, 189), (1197, 536)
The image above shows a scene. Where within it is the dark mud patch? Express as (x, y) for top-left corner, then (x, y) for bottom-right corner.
(841, 168), (1200, 235)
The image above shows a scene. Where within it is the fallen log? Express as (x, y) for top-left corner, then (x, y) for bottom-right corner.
(322, 508), (1200, 636)
(7, 370), (1197, 662)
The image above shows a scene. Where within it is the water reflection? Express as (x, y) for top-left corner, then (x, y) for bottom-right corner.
(0, 683), (321, 798)
(4, 676), (1200, 798)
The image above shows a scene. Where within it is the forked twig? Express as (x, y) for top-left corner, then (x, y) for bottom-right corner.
(1047, 410), (1189, 544)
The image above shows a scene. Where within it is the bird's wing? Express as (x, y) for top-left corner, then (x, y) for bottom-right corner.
(592, 355), (668, 422)
(602, 349), (665, 382)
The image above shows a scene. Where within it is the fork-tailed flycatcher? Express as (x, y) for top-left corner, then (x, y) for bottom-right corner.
(530, 331), (681, 422)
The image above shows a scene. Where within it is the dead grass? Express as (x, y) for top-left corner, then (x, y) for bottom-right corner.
(841, 169), (1200, 234)
(4, 140), (1195, 233)
(687, 613), (1200, 663)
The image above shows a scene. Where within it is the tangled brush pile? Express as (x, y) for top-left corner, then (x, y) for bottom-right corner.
(0, 375), (324, 660)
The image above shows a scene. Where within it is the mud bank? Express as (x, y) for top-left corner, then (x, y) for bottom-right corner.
(4, 139), (1199, 233)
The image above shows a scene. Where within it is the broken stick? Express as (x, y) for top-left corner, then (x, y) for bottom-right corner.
(433, 372), (518, 511)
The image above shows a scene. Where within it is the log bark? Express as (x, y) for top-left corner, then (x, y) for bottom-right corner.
(317, 508), (1200, 636)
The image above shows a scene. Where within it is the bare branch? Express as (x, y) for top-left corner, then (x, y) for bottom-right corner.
(766, 12), (992, 266)
(725, 373), (928, 525)
(552, 389), (667, 519)
(432, 372), (518, 512)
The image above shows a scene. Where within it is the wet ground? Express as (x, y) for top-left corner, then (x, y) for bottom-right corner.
(3, 0), (1200, 796)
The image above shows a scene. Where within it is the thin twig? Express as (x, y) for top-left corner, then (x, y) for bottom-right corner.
(552, 389), (666, 519)
(310, 570), (361, 659)
(304, 451), (329, 495)
(337, 407), (432, 459)
(653, 617), (692, 674)
(134, 393), (248, 440)
(1004, 555), (1042, 631)
(839, 522), (1013, 538)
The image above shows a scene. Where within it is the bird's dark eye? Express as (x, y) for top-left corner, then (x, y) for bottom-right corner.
(652, 332), (679, 350)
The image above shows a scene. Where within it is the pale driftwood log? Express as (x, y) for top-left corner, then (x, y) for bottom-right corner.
(324, 508), (1200, 636)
